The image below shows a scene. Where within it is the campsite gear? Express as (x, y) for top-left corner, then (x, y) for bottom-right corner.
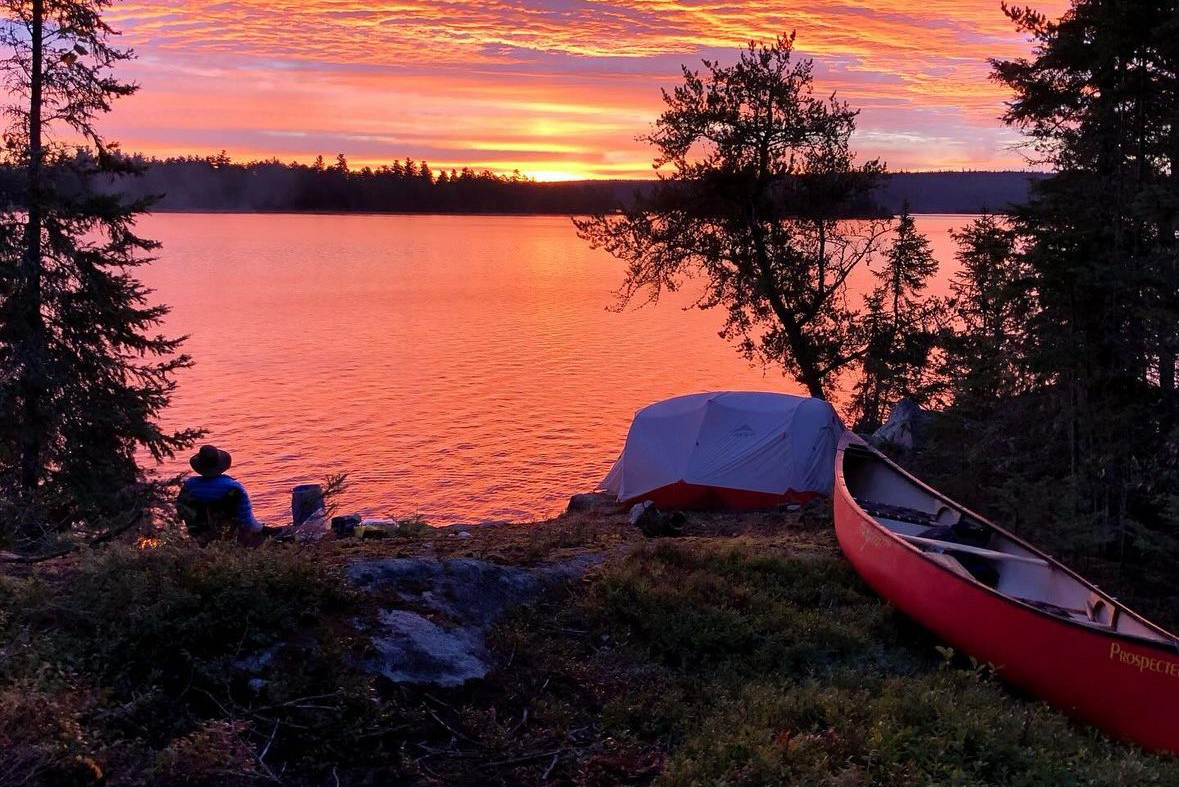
(332, 514), (361, 536)
(601, 392), (843, 509)
(190, 444), (232, 478)
(628, 501), (685, 537)
(628, 501), (654, 526)
(262, 524), (295, 541)
(356, 523), (395, 539)
(834, 432), (1179, 754)
(291, 484), (325, 526)
(357, 519), (400, 538)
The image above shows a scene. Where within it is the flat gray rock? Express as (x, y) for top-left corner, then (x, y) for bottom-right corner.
(567, 492), (619, 512)
(348, 555), (601, 687)
(368, 609), (490, 687)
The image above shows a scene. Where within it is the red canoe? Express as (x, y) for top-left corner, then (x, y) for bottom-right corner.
(834, 433), (1179, 754)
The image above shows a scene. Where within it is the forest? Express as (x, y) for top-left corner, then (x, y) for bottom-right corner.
(0, 153), (1041, 215)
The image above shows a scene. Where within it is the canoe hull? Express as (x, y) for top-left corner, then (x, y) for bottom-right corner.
(834, 439), (1179, 754)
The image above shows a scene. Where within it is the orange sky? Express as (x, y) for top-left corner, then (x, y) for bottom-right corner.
(100, 0), (1069, 181)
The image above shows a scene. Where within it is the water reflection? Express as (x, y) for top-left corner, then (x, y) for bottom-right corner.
(139, 213), (971, 524)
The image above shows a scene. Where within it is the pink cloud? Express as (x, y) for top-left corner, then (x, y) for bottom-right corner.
(101, 0), (1069, 178)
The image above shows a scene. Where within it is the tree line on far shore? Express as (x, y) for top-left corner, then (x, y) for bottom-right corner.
(118, 154), (625, 214)
(0, 152), (1043, 215)
(0, 153), (616, 215)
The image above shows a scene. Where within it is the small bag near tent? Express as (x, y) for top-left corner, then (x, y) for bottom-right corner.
(600, 392), (844, 510)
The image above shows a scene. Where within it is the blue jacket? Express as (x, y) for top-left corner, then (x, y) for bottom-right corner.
(181, 474), (263, 532)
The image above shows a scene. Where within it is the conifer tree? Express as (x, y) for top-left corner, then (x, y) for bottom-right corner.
(942, 212), (1027, 404)
(575, 34), (887, 400)
(995, 2), (1179, 397)
(991, 0), (1179, 550)
(851, 204), (941, 431)
(0, 0), (197, 539)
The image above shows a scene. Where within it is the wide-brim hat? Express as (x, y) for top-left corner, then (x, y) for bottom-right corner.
(190, 444), (232, 478)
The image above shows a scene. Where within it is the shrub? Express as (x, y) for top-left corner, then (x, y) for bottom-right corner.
(0, 542), (389, 785)
(20, 542), (351, 696)
(585, 541), (924, 676)
(149, 720), (260, 786)
(0, 678), (104, 787)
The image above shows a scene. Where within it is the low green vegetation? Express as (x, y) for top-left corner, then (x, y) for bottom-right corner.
(2, 523), (1176, 786)
(572, 540), (1175, 787)
(586, 541), (916, 676)
(0, 541), (392, 786)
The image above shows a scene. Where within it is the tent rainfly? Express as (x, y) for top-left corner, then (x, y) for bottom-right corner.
(600, 392), (844, 510)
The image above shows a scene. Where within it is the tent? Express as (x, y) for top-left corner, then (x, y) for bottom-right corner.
(600, 392), (844, 509)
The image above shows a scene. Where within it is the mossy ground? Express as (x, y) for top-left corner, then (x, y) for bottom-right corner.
(1, 509), (1177, 786)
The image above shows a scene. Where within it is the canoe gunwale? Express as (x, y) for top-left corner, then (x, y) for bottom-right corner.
(836, 434), (1179, 654)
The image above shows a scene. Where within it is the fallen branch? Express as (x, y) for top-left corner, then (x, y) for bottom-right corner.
(251, 693), (342, 715)
(0, 545), (75, 564)
(482, 748), (566, 769)
(427, 708), (479, 745)
(89, 509), (146, 546)
(412, 743), (481, 759)
(350, 724), (415, 742)
(508, 707), (529, 736)
(258, 719), (280, 767)
(541, 751), (561, 780)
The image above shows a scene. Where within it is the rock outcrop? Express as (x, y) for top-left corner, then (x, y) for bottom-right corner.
(347, 555), (600, 687)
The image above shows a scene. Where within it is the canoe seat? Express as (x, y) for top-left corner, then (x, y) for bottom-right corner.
(898, 534), (1050, 566)
(1086, 592), (1120, 628)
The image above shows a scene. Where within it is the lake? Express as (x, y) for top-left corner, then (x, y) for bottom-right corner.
(139, 213), (973, 525)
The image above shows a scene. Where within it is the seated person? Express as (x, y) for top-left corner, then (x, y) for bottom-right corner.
(176, 444), (265, 545)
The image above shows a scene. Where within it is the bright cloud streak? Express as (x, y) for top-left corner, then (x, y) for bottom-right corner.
(98, 0), (1070, 179)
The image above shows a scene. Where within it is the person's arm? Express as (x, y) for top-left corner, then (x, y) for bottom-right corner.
(232, 481), (263, 532)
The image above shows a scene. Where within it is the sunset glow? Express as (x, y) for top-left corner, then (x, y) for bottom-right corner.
(103, 1), (1069, 179)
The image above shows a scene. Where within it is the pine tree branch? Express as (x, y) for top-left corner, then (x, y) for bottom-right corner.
(0, 506), (145, 564)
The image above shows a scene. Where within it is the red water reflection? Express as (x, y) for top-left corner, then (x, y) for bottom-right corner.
(138, 213), (970, 524)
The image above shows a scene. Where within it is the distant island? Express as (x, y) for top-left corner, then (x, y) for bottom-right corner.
(81, 156), (1043, 216)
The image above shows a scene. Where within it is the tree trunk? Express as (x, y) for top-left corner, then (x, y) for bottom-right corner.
(747, 217), (828, 400)
(1161, 92), (1179, 399)
(18, 0), (45, 494)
